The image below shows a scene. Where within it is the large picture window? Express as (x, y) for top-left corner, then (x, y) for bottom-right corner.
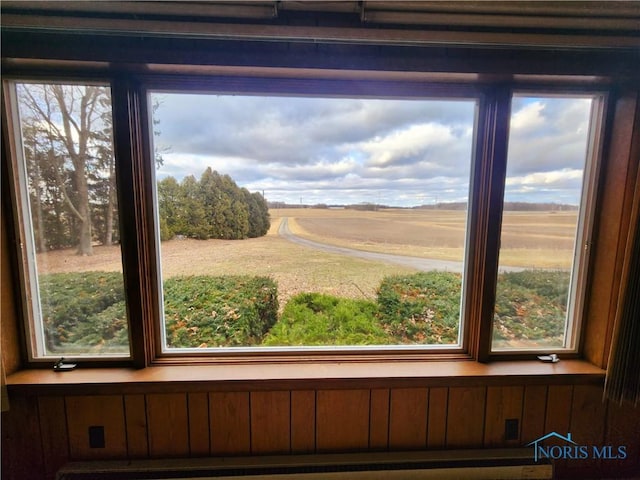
(4, 76), (607, 363)
(149, 92), (477, 351)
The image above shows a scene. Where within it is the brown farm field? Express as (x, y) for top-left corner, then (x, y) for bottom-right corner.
(272, 207), (578, 269)
(37, 207), (577, 304)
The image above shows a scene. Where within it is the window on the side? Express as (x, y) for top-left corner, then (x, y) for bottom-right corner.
(491, 93), (603, 352)
(9, 81), (130, 359)
(148, 91), (477, 351)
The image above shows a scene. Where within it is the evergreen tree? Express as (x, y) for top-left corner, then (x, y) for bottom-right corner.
(156, 168), (269, 241)
(181, 175), (209, 239)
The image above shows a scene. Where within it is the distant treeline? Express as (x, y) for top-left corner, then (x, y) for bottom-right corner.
(268, 202), (380, 210)
(157, 168), (270, 241)
(268, 201), (578, 211)
(414, 202), (578, 211)
(505, 202), (578, 211)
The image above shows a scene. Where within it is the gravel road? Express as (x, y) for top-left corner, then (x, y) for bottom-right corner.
(278, 217), (525, 273)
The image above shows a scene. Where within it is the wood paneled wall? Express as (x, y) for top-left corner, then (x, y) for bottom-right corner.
(2, 383), (638, 480)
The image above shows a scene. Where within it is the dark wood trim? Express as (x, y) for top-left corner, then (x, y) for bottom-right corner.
(111, 78), (158, 368)
(360, 1), (640, 18)
(3, 0), (639, 24)
(362, 10), (640, 31)
(471, 87), (511, 362)
(136, 83), (164, 367)
(141, 75), (483, 98)
(2, 13), (639, 50)
(2, 31), (639, 80)
(0, 59), (630, 90)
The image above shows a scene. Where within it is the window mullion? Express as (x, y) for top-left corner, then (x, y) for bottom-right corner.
(466, 87), (511, 362)
(111, 78), (158, 368)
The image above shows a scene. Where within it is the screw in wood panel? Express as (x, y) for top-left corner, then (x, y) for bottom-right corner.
(88, 425), (105, 448)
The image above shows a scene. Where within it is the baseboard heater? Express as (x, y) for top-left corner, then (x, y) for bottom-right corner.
(57, 449), (553, 480)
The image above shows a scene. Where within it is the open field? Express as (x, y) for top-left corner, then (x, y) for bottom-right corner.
(271, 208), (578, 269)
(37, 207), (577, 306)
(36, 207), (576, 350)
(37, 234), (416, 308)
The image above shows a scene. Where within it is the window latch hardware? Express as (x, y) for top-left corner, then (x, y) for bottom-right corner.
(53, 357), (77, 371)
(537, 354), (559, 363)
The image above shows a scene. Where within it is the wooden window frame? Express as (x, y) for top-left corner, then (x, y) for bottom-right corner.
(487, 89), (610, 359)
(141, 77), (484, 363)
(0, 62), (628, 369)
(3, 79), (138, 362)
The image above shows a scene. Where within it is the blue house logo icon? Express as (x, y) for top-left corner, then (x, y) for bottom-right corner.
(527, 432), (627, 462)
(527, 432), (577, 462)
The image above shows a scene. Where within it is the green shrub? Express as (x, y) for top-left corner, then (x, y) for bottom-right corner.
(39, 272), (128, 354)
(493, 270), (569, 345)
(377, 272), (461, 344)
(39, 272), (278, 352)
(163, 275), (278, 348)
(497, 270), (569, 306)
(37, 269), (569, 353)
(263, 292), (389, 346)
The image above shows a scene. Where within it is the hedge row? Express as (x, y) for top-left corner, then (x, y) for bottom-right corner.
(38, 270), (570, 353)
(39, 273), (278, 354)
(163, 275), (278, 348)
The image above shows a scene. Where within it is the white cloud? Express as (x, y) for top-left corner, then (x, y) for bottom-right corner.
(359, 123), (456, 167)
(506, 168), (584, 187)
(510, 101), (546, 132)
(150, 93), (594, 207)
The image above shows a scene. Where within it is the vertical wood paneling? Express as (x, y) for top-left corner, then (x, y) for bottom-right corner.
(369, 388), (390, 450)
(38, 396), (69, 480)
(543, 385), (573, 471)
(483, 386), (524, 446)
(1, 395), (44, 479)
(446, 387), (486, 448)
(389, 388), (428, 450)
(66, 395), (127, 459)
(521, 385), (547, 444)
(210, 392), (250, 456)
(316, 389), (369, 452)
(291, 390), (315, 453)
(544, 385), (573, 439)
(124, 394), (148, 458)
(188, 392), (210, 456)
(250, 391), (290, 455)
(146, 393), (189, 458)
(427, 387), (448, 449)
(570, 385), (607, 470)
(570, 385), (606, 446)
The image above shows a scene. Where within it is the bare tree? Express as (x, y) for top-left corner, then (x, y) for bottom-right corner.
(19, 84), (113, 255)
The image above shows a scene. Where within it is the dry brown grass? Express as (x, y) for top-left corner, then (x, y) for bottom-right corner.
(37, 208), (578, 306)
(37, 232), (415, 307)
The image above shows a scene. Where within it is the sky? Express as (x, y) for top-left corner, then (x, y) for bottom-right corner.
(151, 91), (594, 207)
